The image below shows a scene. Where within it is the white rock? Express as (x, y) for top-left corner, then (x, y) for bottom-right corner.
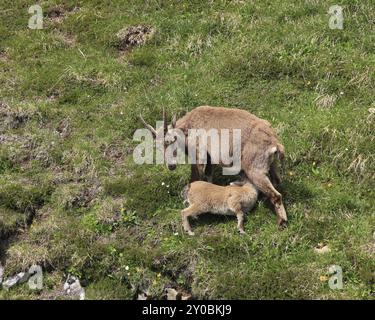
(2, 272), (31, 290)
(64, 276), (85, 300)
(0, 264), (4, 284)
(79, 290), (85, 300)
(17, 272), (30, 284)
(314, 245), (331, 254)
(166, 288), (181, 300)
(63, 282), (70, 291)
(137, 292), (148, 300)
(2, 277), (18, 290)
(69, 280), (82, 292)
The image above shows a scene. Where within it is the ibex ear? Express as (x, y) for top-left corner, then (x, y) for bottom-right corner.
(172, 114), (177, 128)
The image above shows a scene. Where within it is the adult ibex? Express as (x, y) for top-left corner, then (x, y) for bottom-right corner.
(140, 106), (287, 226)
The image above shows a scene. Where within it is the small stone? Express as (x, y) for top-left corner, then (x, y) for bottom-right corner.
(319, 275), (328, 282)
(69, 280), (81, 292)
(79, 291), (86, 300)
(0, 264), (4, 284)
(2, 277), (19, 290)
(17, 272), (30, 284)
(166, 288), (181, 300)
(2, 272), (31, 290)
(63, 281), (70, 291)
(314, 244), (331, 254)
(64, 276), (85, 300)
(137, 292), (149, 300)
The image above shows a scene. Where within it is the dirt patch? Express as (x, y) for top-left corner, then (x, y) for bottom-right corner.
(47, 91), (60, 102)
(46, 5), (66, 24)
(55, 118), (71, 138)
(0, 134), (56, 169)
(116, 25), (155, 51)
(47, 6), (66, 19)
(0, 49), (9, 62)
(54, 31), (77, 48)
(0, 102), (35, 131)
(0, 134), (30, 144)
(96, 198), (123, 225)
(46, 5), (80, 24)
(151, 254), (195, 291)
(100, 142), (133, 176)
(315, 94), (337, 109)
(59, 183), (102, 210)
(101, 142), (129, 163)
(361, 242), (375, 256)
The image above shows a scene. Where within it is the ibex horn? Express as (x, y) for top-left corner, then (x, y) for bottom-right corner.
(163, 107), (168, 134)
(139, 114), (157, 137)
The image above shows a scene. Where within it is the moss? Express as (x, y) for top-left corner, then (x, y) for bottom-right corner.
(0, 180), (52, 211)
(85, 278), (133, 300)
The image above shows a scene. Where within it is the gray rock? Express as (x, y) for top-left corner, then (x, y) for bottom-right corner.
(2, 277), (18, 290)
(181, 293), (192, 300)
(63, 281), (70, 291)
(166, 288), (181, 300)
(2, 272), (31, 290)
(137, 292), (148, 300)
(1, 266), (44, 290)
(3, 272), (30, 290)
(64, 275), (85, 300)
(18, 272), (30, 284)
(0, 264), (4, 284)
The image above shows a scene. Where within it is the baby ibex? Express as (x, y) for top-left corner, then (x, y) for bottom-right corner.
(181, 180), (258, 235)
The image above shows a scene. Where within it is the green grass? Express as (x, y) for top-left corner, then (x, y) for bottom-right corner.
(0, 0), (374, 299)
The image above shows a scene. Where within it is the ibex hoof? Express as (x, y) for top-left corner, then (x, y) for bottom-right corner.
(187, 231), (195, 236)
(277, 219), (287, 229)
(239, 229), (246, 235)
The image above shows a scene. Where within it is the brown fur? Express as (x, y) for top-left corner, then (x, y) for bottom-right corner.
(140, 105), (287, 226)
(182, 180), (258, 235)
(175, 106), (287, 226)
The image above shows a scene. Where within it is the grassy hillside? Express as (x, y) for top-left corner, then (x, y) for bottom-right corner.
(0, 0), (374, 299)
